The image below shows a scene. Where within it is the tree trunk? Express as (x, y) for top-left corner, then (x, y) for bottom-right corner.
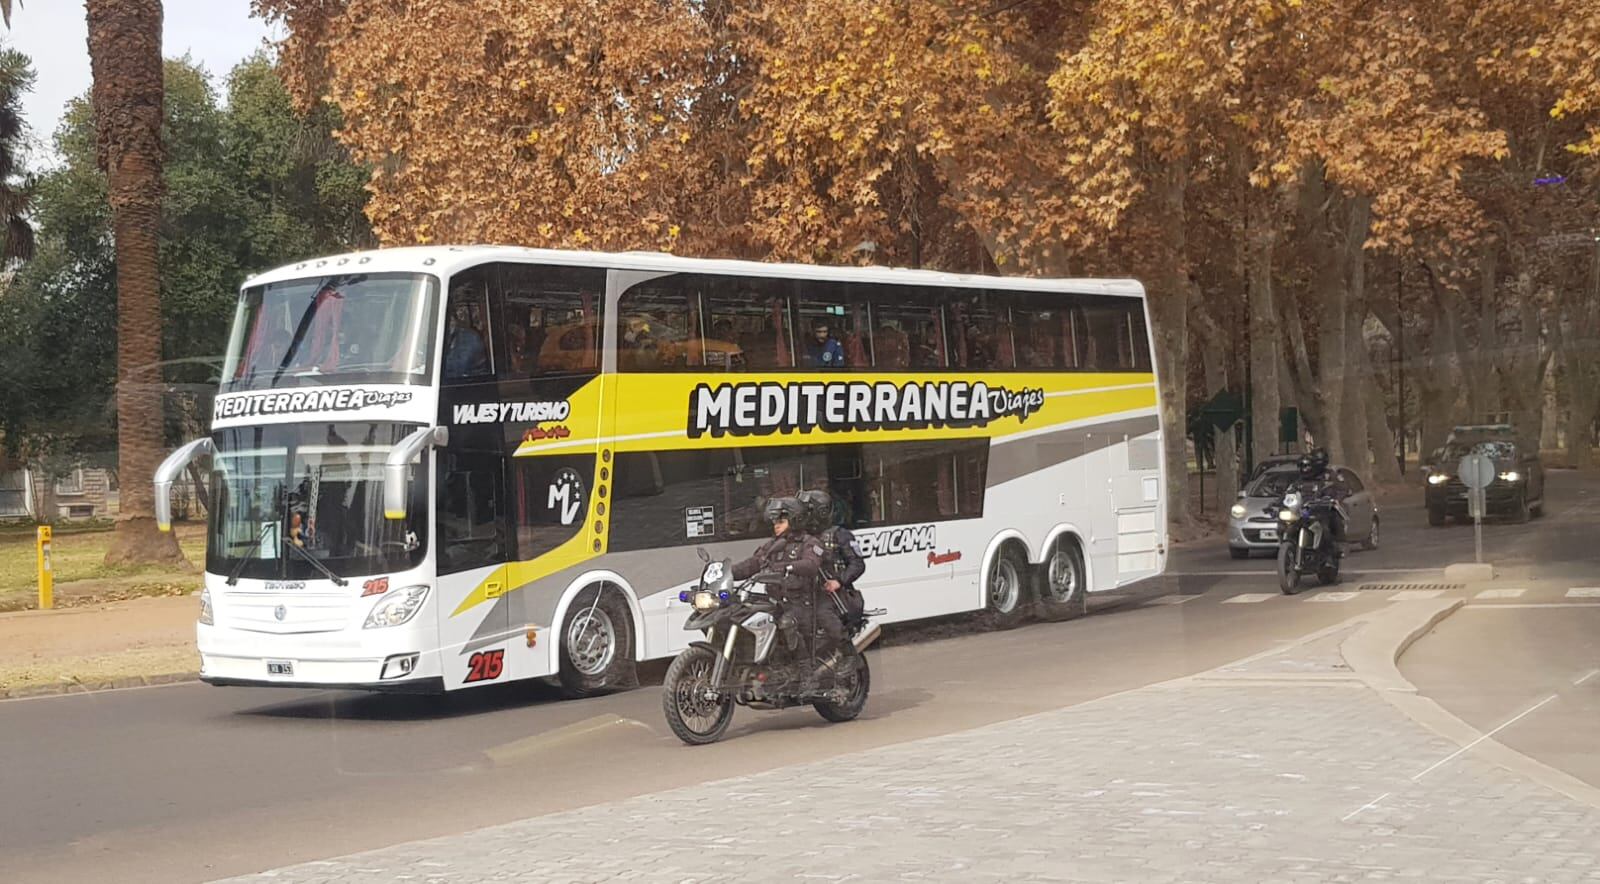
(1560, 243), (1600, 469)
(1198, 312), (1239, 514)
(88, 0), (184, 566)
(1336, 198), (1372, 474)
(1149, 163), (1193, 535)
(1247, 189), (1281, 463)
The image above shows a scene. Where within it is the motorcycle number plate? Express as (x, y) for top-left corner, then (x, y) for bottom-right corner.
(266, 660), (295, 676)
(1260, 529), (1278, 541)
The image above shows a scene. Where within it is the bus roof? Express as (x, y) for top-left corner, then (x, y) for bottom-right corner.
(243, 244), (1146, 298)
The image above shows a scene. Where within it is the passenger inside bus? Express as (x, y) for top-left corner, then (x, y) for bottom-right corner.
(443, 301), (489, 379)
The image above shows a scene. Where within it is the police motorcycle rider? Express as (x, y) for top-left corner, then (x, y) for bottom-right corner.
(727, 497), (838, 678)
(1289, 447), (1348, 546)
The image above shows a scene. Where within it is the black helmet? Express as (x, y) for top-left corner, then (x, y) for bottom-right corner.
(763, 496), (804, 529)
(796, 489), (833, 533)
(1297, 447), (1329, 480)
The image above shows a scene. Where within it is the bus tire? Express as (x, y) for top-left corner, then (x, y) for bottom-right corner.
(984, 543), (1033, 630)
(557, 584), (638, 699)
(1035, 535), (1088, 622)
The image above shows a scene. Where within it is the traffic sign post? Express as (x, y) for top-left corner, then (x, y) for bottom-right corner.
(1459, 453), (1495, 565)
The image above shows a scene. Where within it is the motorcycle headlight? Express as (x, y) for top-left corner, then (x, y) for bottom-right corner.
(692, 590), (720, 611)
(1230, 503), (1247, 519)
(1428, 473), (1450, 485)
(1279, 508), (1299, 522)
(1498, 470), (1521, 482)
(363, 584), (430, 629)
(1283, 491), (1302, 508)
(198, 587), (214, 626)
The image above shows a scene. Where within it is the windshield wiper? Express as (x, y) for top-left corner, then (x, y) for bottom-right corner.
(226, 522), (276, 586)
(281, 537), (349, 587)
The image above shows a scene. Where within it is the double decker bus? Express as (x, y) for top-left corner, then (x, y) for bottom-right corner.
(155, 246), (1165, 695)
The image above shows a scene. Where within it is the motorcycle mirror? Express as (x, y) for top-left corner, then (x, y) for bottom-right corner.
(697, 548), (710, 563)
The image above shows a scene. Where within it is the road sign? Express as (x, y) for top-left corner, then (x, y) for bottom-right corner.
(1458, 453), (1495, 490)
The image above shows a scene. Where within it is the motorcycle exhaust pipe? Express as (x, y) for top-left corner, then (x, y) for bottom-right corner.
(853, 623), (882, 653)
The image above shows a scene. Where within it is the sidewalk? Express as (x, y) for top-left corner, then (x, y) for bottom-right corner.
(0, 595), (198, 698)
(218, 601), (1600, 884)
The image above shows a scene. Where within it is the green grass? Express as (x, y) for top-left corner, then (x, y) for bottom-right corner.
(0, 524), (207, 606)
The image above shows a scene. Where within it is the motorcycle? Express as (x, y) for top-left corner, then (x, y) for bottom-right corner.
(1275, 487), (1344, 594)
(662, 549), (881, 745)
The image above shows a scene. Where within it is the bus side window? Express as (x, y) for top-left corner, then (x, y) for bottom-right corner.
(617, 277), (696, 372)
(443, 267), (496, 382)
(499, 264), (605, 378)
(699, 275), (793, 371)
(867, 284), (947, 369)
(436, 450), (508, 574)
(795, 280), (867, 370)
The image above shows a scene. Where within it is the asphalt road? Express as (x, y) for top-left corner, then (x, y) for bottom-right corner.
(3, 471), (1595, 884)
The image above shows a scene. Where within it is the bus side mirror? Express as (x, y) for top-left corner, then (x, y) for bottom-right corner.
(384, 426), (448, 520)
(154, 437), (213, 532)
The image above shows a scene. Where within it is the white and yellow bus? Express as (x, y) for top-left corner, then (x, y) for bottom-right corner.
(155, 246), (1165, 696)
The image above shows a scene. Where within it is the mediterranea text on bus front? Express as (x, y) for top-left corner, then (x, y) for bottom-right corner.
(688, 380), (1046, 439)
(213, 387), (415, 420)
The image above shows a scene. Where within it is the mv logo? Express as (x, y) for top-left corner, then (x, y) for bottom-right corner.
(548, 468), (586, 526)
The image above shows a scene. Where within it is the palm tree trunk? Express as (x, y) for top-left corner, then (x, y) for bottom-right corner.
(88, 0), (184, 565)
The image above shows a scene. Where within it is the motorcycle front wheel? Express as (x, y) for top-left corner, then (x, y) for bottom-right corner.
(663, 646), (735, 746)
(815, 649), (871, 723)
(1277, 541), (1302, 595)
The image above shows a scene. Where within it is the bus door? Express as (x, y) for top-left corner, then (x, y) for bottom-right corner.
(1109, 433), (1163, 585)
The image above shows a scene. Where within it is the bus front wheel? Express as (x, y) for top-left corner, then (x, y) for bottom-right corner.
(557, 584), (638, 698)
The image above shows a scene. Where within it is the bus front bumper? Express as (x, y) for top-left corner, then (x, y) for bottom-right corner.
(197, 622), (443, 692)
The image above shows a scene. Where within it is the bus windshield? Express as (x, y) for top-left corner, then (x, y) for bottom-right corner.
(222, 272), (439, 391)
(207, 423), (428, 582)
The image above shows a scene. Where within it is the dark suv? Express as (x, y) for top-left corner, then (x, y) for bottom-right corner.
(1423, 429), (1545, 524)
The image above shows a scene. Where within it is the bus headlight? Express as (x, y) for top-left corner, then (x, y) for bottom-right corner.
(1499, 471), (1521, 483)
(198, 588), (214, 626)
(364, 584), (430, 629)
(1428, 473), (1450, 485)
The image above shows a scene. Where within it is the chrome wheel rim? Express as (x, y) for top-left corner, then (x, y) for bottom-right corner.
(567, 606), (616, 676)
(1046, 545), (1079, 602)
(989, 558), (1021, 613)
(673, 654), (728, 735)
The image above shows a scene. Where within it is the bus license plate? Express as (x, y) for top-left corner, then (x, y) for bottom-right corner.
(266, 661), (295, 676)
(1259, 529), (1278, 541)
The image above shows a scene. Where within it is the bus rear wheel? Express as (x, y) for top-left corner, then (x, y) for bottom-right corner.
(985, 544), (1032, 630)
(557, 584), (638, 698)
(1035, 536), (1087, 622)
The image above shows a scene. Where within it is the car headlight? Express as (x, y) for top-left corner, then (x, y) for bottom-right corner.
(1279, 509), (1299, 522)
(1230, 503), (1247, 519)
(692, 590), (719, 611)
(198, 587), (214, 626)
(1499, 471), (1521, 482)
(363, 584), (430, 629)
(1428, 473), (1450, 485)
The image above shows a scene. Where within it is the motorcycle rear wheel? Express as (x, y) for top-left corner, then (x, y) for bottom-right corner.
(814, 651), (871, 723)
(663, 646), (735, 746)
(1277, 542), (1302, 595)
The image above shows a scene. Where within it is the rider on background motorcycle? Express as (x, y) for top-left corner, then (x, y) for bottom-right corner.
(797, 488), (866, 637)
(1291, 447), (1347, 543)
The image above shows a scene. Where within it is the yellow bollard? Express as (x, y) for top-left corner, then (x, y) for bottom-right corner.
(37, 525), (53, 610)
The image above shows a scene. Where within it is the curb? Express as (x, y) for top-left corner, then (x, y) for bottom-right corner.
(1342, 598), (1600, 812)
(0, 670), (199, 701)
